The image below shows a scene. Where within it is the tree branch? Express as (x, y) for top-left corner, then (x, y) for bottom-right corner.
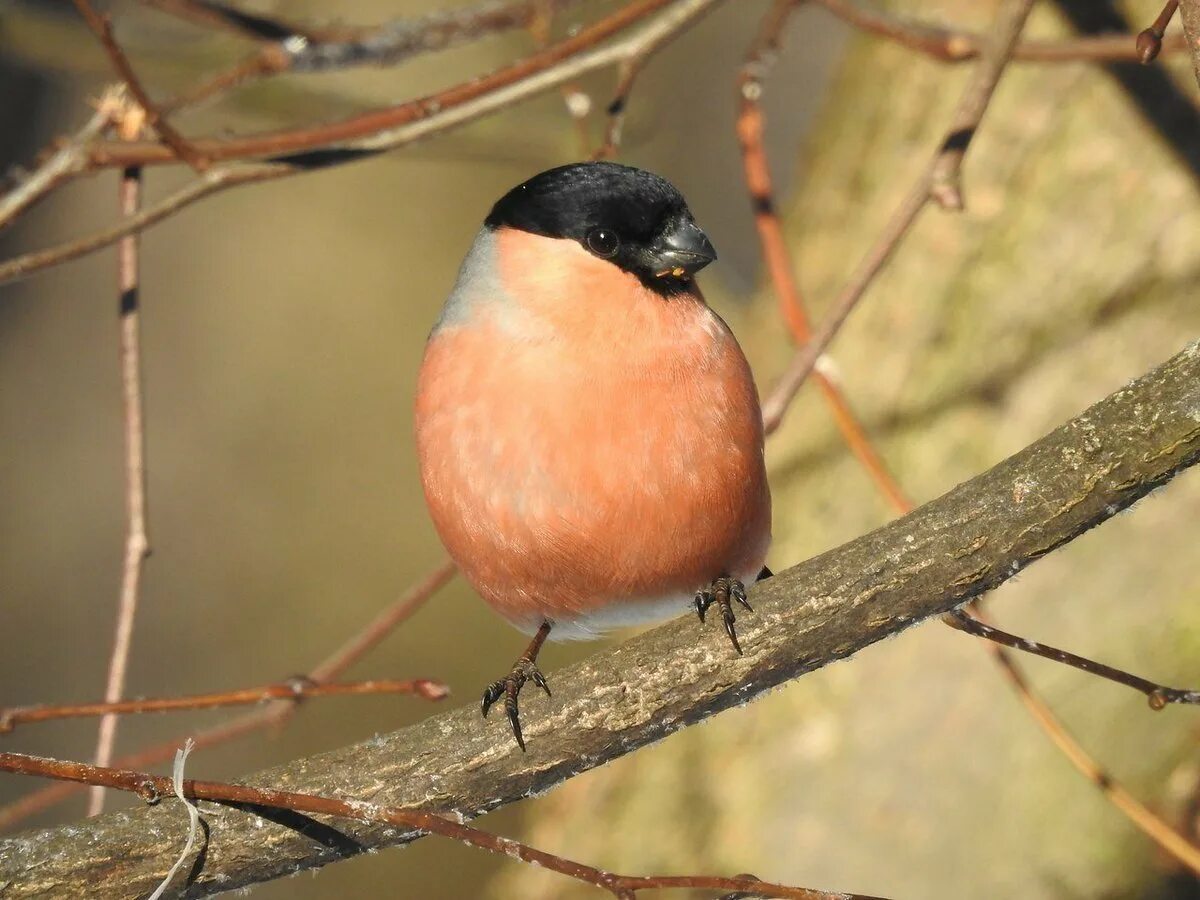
(1, 342), (1197, 897)
(1177, 0), (1200, 86)
(761, 0), (1035, 432)
(80, 0), (689, 169)
(0, 0), (723, 286)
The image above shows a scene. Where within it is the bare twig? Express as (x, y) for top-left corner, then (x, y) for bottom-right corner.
(813, 0), (1187, 64)
(976, 612), (1200, 875)
(592, 0), (722, 159)
(736, 0), (913, 511)
(761, 0), (1036, 432)
(2, 341), (1197, 895)
(0, 678), (449, 734)
(136, 0), (331, 42)
(738, 0), (1200, 874)
(0, 559), (455, 830)
(0, 752), (880, 900)
(946, 611), (1200, 709)
(160, 0), (590, 113)
(83, 0), (684, 168)
(87, 101), (152, 817)
(1136, 0), (1179, 63)
(71, 0), (208, 170)
(0, 91), (116, 231)
(0, 163), (288, 285)
(0, 0), (725, 286)
(928, 0), (1037, 209)
(307, 559), (457, 684)
(144, 0), (589, 70)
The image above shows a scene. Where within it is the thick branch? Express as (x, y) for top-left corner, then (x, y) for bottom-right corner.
(1178, 0), (1200, 86)
(2, 342), (1198, 897)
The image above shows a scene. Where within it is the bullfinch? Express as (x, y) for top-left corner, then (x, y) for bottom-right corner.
(415, 162), (771, 749)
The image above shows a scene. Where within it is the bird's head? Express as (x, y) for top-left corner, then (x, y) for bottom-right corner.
(484, 161), (716, 296)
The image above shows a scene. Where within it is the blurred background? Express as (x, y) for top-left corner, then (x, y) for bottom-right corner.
(2, 0), (1199, 897)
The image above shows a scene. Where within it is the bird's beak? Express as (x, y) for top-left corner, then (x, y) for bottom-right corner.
(649, 218), (717, 279)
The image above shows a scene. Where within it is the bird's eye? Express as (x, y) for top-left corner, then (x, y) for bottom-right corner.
(585, 228), (620, 259)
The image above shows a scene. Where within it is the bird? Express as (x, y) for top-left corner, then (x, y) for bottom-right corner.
(414, 161), (771, 750)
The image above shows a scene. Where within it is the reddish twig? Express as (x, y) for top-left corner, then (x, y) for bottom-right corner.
(761, 0), (1036, 433)
(736, 0), (913, 511)
(159, 47), (292, 114)
(0, 560), (455, 831)
(0, 678), (448, 734)
(740, 0), (1200, 876)
(0, 0), (723, 287)
(946, 611), (1200, 709)
(0, 750), (887, 899)
(813, 0), (1187, 64)
(71, 0), (208, 170)
(83, 0), (683, 169)
(1137, 0), (1180, 63)
(156, 0), (592, 113)
(305, 559), (458, 682)
(974, 611), (1200, 876)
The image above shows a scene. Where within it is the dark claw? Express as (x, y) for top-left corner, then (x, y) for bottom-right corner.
(481, 680), (505, 718)
(731, 581), (752, 612)
(722, 605), (742, 655)
(696, 576), (752, 655)
(480, 653), (551, 752)
(505, 690), (526, 752)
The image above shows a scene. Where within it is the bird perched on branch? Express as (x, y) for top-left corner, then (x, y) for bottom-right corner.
(415, 162), (771, 750)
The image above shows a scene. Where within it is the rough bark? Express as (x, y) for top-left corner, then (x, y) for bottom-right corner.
(1, 341), (1197, 899)
(1178, 0), (1200, 89)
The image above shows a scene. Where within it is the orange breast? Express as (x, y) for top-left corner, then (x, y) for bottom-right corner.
(414, 229), (770, 633)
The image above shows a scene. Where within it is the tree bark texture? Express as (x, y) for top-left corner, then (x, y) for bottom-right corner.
(1, 340), (1197, 898)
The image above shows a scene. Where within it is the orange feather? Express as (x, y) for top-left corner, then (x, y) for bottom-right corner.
(415, 228), (770, 637)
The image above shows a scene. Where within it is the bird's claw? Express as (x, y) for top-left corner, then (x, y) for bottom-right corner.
(481, 656), (551, 752)
(694, 576), (753, 655)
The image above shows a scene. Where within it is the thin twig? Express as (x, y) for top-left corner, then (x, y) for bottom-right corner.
(594, 57), (646, 159)
(736, 0), (913, 511)
(71, 0), (208, 170)
(812, 0), (1187, 64)
(0, 90), (117, 231)
(0, 560), (455, 830)
(761, 0), (1036, 433)
(0, 0), (725, 286)
(158, 0), (590, 113)
(88, 101), (152, 816)
(307, 559), (458, 684)
(1136, 0), (1180, 63)
(738, 0), (1200, 876)
(144, 0), (588, 69)
(974, 609), (1200, 876)
(83, 0), (684, 168)
(0, 752), (883, 900)
(0, 163), (288, 284)
(946, 610), (1200, 709)
(0, 678), (449, 734)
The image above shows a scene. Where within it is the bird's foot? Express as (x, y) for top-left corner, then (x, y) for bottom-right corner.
(694, 576), (753, 654)
(481, 655), (551, 752)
